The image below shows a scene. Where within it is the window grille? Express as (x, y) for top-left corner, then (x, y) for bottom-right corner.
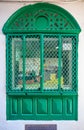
(7, 34), (77, 92)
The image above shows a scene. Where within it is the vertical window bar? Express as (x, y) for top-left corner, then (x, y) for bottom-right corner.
(11, 36), (15, 90)
(8, 35), (12, 91)
(58, 35), (62, 92)
(72, 35), (78, 91)
(72, 36), (74, 90)
(76, 35), (78, 92)
(40, 34), (44, 91)
(23, 35), (26, 91)
(13, 39), (16, 89)
(6, 35), (9, 92)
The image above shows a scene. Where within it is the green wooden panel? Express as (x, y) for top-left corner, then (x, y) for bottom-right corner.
(52, 99), (62, 114)
(22, 98), (33, 114)
(7, 95), (78, 120)
(12, 98), (18, 114)
(37, 98), (48, 114)
(67, 99), (73, 114)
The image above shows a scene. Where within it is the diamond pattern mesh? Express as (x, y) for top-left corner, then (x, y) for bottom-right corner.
(25, 35), (40, 90)
(11, 37), (23, 90)
(72, 36), (77, 91)
(7, 35), (77, 91)
(44, 35), (59, 90)
(61, 37), (72, 89)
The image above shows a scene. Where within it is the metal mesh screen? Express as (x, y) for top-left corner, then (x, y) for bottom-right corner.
(7, 34), (77, 92)
(44, 35), (59, 90)
(12, 37), (23, 90)
(61, 36), (72, 89)
(25, 35), (40, 90)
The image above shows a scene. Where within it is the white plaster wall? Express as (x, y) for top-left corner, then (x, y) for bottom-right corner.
(0, 1), (84, 130)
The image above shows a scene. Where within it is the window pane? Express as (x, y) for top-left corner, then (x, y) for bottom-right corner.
(25, 36), (40, 90)
(61, 37), (72, 89)
(12, 37), (23, 90)
(44, 36), (59, 90)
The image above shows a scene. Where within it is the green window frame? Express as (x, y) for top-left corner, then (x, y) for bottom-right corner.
(3, 3), (81, 120)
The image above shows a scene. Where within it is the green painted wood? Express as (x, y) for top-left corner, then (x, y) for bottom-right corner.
(52, 99), (62, 114)
(2, 3), (81, 34)
(22, 98), (33, 114)
(7, 95), (78, 120)
(6, 35), (8, 91)
(67, 99), (73, 114)
(23, 35), (26, 91)
(37, 98), (48, 114)
(72, 35), (77, 91)
(12, 98), (18, 114)
(40, 34), (44, 91)
(58, 35), (62, 91)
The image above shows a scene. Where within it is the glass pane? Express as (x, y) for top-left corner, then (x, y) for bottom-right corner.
(12, 37), (23, 90)
(44, 36), (59, 90)
(25, 36), (40, 90)
(61, 37), (72, 89)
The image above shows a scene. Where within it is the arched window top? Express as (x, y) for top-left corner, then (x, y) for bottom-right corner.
(3, 3), (81, 34)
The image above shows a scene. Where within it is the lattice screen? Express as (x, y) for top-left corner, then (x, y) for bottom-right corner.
(7, 34), (77, 92)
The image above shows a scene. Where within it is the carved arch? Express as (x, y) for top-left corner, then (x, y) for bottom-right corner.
(3, 3), (81, 34)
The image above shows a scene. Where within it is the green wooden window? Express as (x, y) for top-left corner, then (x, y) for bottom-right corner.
(3, 3), (81, 120)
